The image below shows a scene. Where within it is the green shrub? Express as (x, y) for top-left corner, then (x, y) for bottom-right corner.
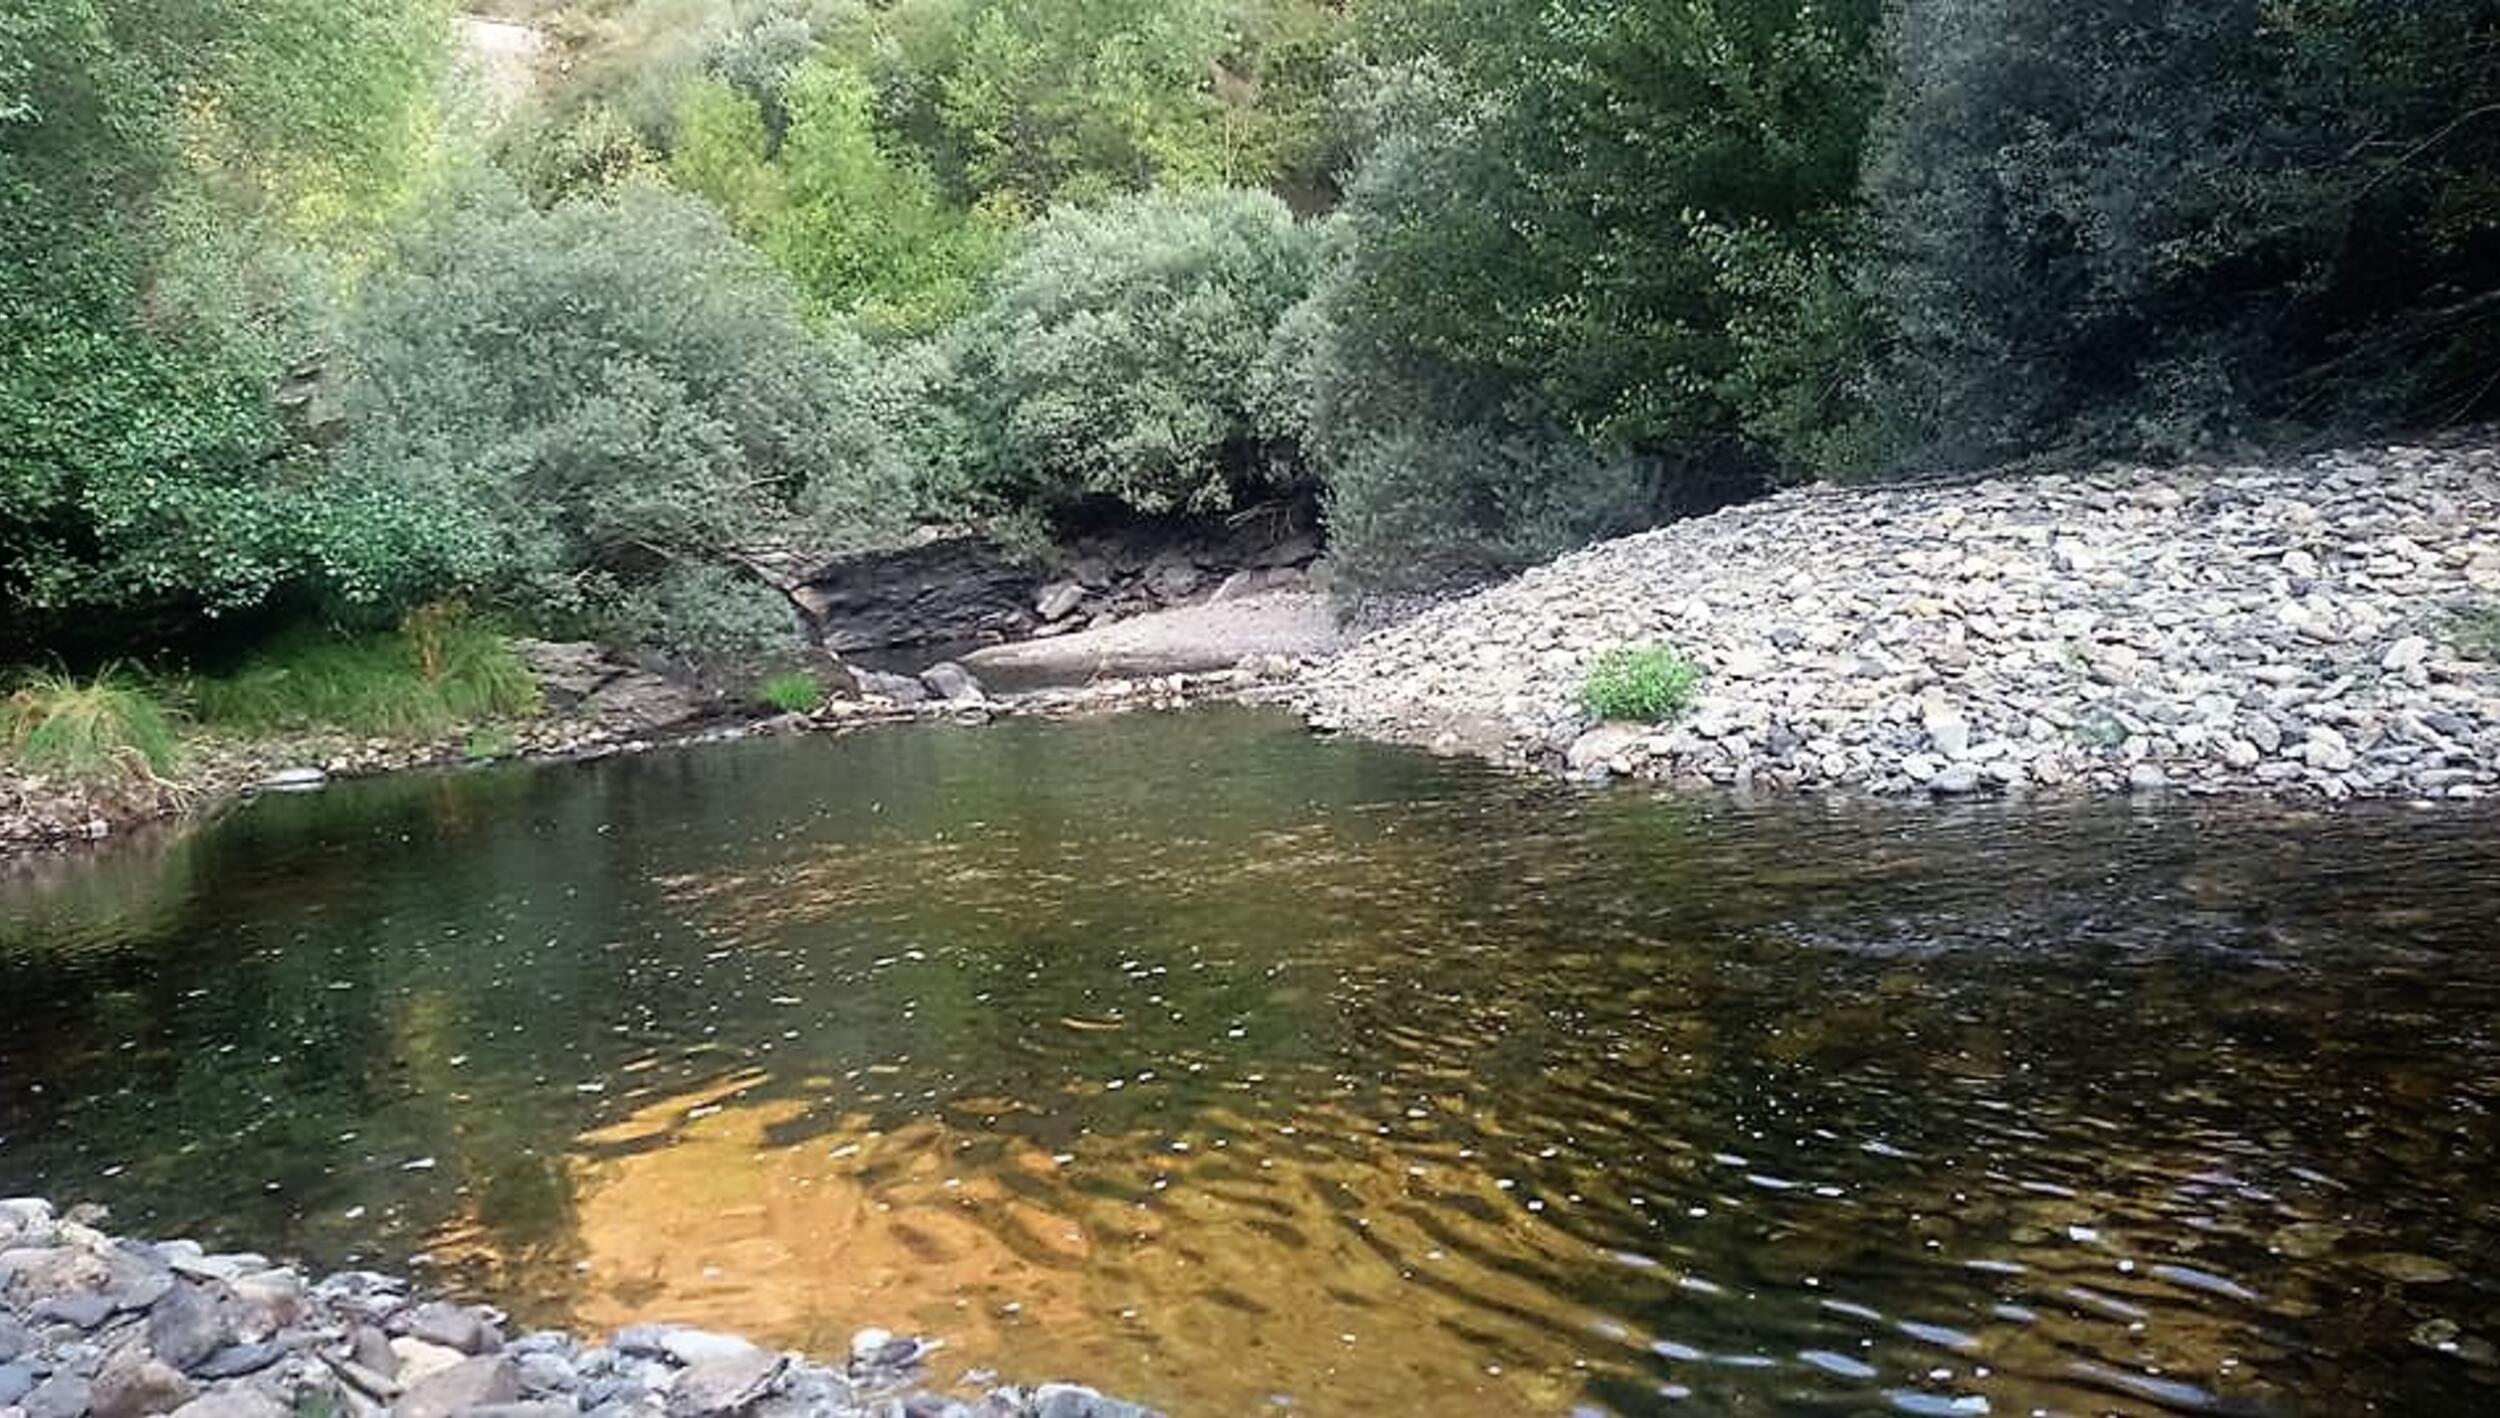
(331, 169), (915, 619)
(611, 565), (801, 663)
(757, 671), (822, 712)
(2, 670), (183, 781)
(950, 187), (1317, 517)
(1581, 646), (1703, 722)
(189, 611), (540, 738)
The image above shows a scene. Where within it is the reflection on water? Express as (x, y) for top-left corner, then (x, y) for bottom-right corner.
(3, 707), (2497, 1414)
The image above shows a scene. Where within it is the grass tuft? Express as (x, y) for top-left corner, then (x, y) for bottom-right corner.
(2452, 601), (2500, 662)
(189, 605), (540, 738)
(2, 668), (182, 781)
(758, 671), (823, 713)
(1581, 645), (1703, 722)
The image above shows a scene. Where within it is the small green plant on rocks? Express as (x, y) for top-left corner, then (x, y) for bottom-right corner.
(2, 670), (181, 781)
(759, 672), (823, 713)
(2452, 601), (2500, 662)
(1581, 646), (1703, 722)
(462, 728), (518, 761)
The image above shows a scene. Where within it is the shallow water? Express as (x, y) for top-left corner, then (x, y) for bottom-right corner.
(3, 707), (2497, 1415)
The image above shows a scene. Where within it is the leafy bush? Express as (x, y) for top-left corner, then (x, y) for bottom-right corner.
(1581, 647), (1703, 722)
(2, 670), (182, 780)
(1856, 0), (2500, 471)
(189, 611), (539, 737)
(757, 671), (822, 712)
(329, 169), (914, 628)
(952, 187), (1316, 517)
(610, 565), (802, 663)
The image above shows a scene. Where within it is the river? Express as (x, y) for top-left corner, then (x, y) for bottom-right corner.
(2, 707), (2495, 1414)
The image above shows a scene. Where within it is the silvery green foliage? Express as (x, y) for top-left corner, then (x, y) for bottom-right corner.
(332, 168), (909, 623)
(951, 186), (1315, 516)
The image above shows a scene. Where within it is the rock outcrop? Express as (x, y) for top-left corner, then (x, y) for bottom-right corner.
(790, 514), (1328, 659)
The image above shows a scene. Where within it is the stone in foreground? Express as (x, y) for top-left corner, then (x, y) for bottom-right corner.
(0, 1198), (1164, 1418)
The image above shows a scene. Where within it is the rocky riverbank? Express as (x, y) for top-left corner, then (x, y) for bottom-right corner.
(0, 652), (1303, 860)
(0, 1198), (1154, 1418)
(1301, 439), (2500, 800)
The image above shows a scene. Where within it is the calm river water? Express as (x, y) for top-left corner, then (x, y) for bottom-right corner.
(2, 707), (2496, 1414)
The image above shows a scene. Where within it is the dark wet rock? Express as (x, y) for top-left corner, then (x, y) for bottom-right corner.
(89, 1350), (193, 1418)
(795, 535), (1040, 654)
(189, 1344), (282, 1381)
(391, 1354), (518, 1418)
(665, 1348), (784, 1418)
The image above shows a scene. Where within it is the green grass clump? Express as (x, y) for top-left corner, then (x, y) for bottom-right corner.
(2, 668), (181, 780)
(190, 607), (540, 738)
(2453, 601), (2500, 662)
(758, 671), (823, 713)
(1581, 645), (1704, 722)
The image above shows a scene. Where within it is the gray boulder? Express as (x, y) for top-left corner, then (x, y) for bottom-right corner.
(919, 661), (986, 704)
(393, 1355), (520, 1418)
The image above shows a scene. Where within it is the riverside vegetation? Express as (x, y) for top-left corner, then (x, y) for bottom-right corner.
(6, 5), (2500, 1409)
(8, 2), (2500, 788)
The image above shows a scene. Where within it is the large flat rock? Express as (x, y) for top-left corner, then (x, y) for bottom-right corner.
(963, 592), (1341, 688)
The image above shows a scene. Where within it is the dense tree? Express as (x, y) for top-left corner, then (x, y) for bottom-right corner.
(673, 62), (1002, 334)
(1270, 1), (1880, 589)
(1857, 0), (2500, 470)
(0, 0), (446, 649)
